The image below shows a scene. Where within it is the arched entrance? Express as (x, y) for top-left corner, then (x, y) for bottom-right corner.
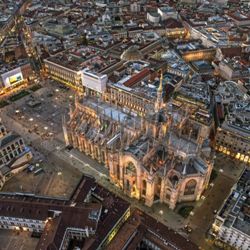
(124, 161), (139, 198)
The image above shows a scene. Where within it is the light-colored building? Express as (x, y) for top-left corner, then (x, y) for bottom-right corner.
(218, 58), (250, 80)
(0, 59), (33, 91)
(211, 169), (250, 250)
(44, 58), (83, 90)
(44, 47), (117, 90)
(215, 81), (250, 163)
(130, 2), (141, 13)
(0, 122), (32, 188)
(147, 12), (161, 24)
(82, 70), (108, 94)
(157, 6), (178, 20)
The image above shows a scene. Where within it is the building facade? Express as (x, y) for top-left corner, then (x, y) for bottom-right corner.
(44, 59), (83, 90)
(216, 128), (250, 163)
(0, 131), (32, 169)
(214, 81), (250, 163)
(0, 122), (32, 188)
(211, 169), (250, 250)
(0, 60), (33, 91)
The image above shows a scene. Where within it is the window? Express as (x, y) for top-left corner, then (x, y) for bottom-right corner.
(184, 179), (197, 195)
(126, 180), (130, 190)
(125, 162), (136, 175)
(166, 193), (171, 200)
(142, 180), (146, 196)
(156, 177), (161, 195)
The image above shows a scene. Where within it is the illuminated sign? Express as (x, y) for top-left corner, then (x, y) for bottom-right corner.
(9, 73), (23, 84)
(1, 67), (23, 88)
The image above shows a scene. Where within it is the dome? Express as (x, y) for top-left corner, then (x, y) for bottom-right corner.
(120, 45), (143, 61)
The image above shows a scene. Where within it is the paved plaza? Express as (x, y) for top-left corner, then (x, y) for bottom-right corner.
(0, 230), (38, 250)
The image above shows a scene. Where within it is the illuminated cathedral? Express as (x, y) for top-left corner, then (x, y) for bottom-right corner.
(63, 73), (214, 209)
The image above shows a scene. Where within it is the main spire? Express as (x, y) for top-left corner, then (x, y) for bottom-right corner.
(155, 70), (164, 112)
(158, 71), (163, 92)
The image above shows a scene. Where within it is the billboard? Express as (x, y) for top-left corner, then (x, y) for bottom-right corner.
(1, 67), (23, 88)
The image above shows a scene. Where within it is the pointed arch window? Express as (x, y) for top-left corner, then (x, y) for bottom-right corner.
(184, 179), (197, 195)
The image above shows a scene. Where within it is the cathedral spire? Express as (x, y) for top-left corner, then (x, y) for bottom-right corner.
(155, 70), (164, 112)
(158, 71), (163, 93)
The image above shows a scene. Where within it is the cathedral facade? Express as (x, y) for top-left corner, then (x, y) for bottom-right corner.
(63, 75), (214, 209)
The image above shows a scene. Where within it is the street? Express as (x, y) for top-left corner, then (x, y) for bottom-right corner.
(185, 153), (246, 249)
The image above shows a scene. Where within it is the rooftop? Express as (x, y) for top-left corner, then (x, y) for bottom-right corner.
(217, 169), (250, 236)
(0, 173), (198, 250)
(45, 46), (117, 72)
(107, 209), (199, 250)
(0, 132), (20, 148)
(217, 81), (250, 137)
(0, 175), (130, 250)
(160, 49), (190, 77)
(0, 58), (30, 75)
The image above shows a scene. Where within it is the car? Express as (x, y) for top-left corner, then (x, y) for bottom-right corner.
(66, 145), (73, 151)
(27, 165), (35, 172)
(184, 225), (192, 233)
(31, 232), (42, 238)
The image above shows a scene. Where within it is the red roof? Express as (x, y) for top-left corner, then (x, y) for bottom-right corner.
(221, 47), (243, 57)
(124, 68), (150, 87)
